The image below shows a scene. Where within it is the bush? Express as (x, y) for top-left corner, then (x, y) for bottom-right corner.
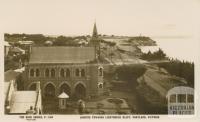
(141, 48), (166, 60)
(157, 59), (194, 88)
(115, 65), (147, 88)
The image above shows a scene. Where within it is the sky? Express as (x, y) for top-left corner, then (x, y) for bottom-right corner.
(0, 0), (200, 37)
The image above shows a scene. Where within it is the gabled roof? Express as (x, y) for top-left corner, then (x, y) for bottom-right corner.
(29, 47), (95, 64)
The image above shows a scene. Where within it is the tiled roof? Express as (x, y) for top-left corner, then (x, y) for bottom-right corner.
(29, 46), (96, 64)
(10, 91), (37, 114)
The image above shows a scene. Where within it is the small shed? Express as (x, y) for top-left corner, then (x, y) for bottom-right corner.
(58, 92), (69, 109)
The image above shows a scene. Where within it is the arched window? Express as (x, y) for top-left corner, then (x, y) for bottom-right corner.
(75, 69), (79, 77)
(81, 69), (85, 77)
(99, 67), (103, 76)
(30, 69), (34, 77)
(36, 69), (40, 77)
(44, 83), (55, 97)
(45, 69), (49, 77)
(66, 69), (70, 77)
(60, 69), (65, 77)
(51, 69), (55, 77)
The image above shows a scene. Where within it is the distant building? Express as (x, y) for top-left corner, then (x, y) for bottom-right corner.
(18, 40), (34, 45)
(10, 47), (25, 56)
(44, 40), (53, 46)
(18, 40), (34, 54)
(78, 39), (88, 46)
(23, 23), (104, 99)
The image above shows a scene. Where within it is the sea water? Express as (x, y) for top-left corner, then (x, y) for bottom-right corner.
(139, 37), (198, 62)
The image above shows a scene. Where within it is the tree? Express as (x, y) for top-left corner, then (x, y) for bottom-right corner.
(53, 36), (78, 46)
(53, 36), (68, 46)
(157, 59), (194, 88)
(141, 48), (166, 60)
(115, 65), (147, 88)
(153, 48), (166, 59)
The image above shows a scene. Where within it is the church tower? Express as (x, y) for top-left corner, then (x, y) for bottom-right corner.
(90, 22), (100, 60)
(92, 22), (98, 38)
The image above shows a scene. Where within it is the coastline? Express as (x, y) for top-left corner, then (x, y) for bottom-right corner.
(139, 37), (196, 63)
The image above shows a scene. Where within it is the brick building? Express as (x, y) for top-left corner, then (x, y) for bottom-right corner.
(23, 23), (104, 99)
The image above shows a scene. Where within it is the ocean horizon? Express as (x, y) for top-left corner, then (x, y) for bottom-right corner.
(140, 37), (197, 63)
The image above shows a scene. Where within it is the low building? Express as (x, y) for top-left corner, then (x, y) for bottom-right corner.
(9, 90), (42, 114)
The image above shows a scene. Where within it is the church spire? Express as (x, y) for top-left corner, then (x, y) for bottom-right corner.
(90, 22), (100, 60)
(92, 22), (98, 38)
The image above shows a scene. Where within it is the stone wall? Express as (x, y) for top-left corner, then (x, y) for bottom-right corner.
(23, 63), (104, 98)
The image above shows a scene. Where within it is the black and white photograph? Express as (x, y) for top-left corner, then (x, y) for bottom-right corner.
(1, 0), (200, 121)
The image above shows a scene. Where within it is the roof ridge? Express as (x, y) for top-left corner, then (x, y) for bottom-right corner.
(29, 46), (96, 64)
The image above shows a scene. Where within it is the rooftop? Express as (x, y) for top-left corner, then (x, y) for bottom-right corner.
(29, 46), (96, 64)
(58, 92), (69, 98)
(10, 47), (25, 54)
(9, 91), (37, 114)
(18, 40), (34, 45)
(14, 67), (25, 73)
